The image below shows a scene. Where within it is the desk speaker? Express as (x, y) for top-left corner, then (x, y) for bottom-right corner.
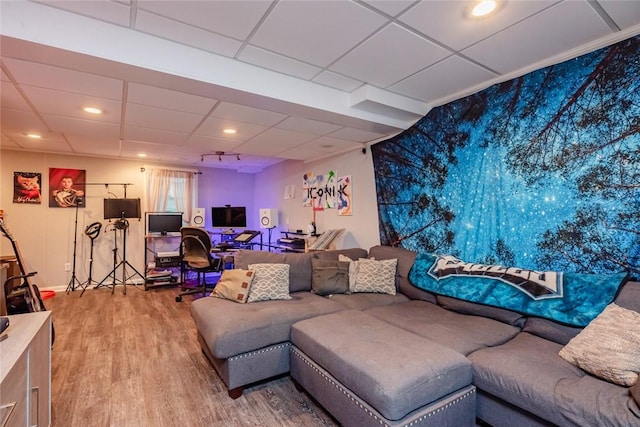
(259, 208), (278, 229)
(191, 208), (205, 227)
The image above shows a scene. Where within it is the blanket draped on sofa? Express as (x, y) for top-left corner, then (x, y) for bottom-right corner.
(409, 253), (628, 327)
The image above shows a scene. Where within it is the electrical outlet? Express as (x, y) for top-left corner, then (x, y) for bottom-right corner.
(64, 263), (71, 271)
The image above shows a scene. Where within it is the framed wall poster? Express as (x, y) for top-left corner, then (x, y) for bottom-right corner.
(49, 168), (86, 208)
(13, 172), (42, 204)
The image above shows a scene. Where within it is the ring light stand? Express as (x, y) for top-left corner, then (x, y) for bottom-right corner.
(79, 221), (102, 297)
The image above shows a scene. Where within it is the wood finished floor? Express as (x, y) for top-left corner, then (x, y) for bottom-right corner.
(46, 284), (338, 427)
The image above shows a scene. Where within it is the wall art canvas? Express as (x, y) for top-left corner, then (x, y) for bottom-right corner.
(302, 172), (315, 207)
(13, 172), (42, 204)
(338, 175), (352, 216)
(49, 168), (86, 208)
(372, 35), (640, 275)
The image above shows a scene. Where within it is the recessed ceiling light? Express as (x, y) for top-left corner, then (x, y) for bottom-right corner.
(137, 153), (147, 158)
(471, 0), (497, 17)
(27, 133), (42, 139)
(83, 107), (102, 114)
(223, 128), (237, 134)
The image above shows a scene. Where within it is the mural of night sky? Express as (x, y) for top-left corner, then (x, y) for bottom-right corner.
(372, 35), (640, 275)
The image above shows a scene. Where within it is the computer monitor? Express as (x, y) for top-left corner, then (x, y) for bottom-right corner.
(211, 206), (246, 228)
(146, 212), (183, 236)
(104, 198), (141, 220)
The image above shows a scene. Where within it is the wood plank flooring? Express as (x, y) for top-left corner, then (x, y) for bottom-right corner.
(45, 284), (338, 427)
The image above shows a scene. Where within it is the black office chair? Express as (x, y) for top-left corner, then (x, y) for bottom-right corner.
(176, 227), (223, 302)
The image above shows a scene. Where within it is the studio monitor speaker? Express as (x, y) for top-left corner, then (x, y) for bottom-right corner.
(259, 208), (278, 229)
(191, 208), (205, 227)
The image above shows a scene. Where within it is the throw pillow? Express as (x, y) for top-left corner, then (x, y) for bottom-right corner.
(210, 269), (254, 303)
(352, 258), (397, 295)
(311, 259), (349, 296)
(247, 263), (291, 303)
(338, 254), (375, 292)
(559, 303), (640, 386)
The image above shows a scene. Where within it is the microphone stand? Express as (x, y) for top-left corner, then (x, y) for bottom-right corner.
(65, 197), (83, 293)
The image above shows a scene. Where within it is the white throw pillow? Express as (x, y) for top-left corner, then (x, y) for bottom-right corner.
(352, 258), (397, 295)
(559, 303), (640, 386)
(246, 263), (291, 303)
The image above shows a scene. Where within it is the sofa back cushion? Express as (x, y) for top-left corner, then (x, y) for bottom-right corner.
(368, 245), (437, 303)
(437, 295), (526, 327)
(234, 250), (313, 292)
(523, 280), (640, 345)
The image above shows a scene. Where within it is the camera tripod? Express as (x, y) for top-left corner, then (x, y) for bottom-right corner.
(65, 197), (83, 293)
(97, 216), (144, 294)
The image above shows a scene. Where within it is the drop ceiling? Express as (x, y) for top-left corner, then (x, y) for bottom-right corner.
(1, 0), (639, 172)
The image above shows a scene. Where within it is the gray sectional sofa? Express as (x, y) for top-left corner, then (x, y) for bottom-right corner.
(190, 245), (640, 426)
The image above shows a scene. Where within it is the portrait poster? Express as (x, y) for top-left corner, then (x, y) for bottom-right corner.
(13, 172), (42, 204)
(337, 175), (352, 216)
(49, 168), (86, 208)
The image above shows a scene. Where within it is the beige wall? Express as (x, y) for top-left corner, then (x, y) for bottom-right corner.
(253, 147), (381, 250)
(1, 148), (381, 291)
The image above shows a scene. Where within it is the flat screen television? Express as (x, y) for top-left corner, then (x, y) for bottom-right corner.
(211, 206), (246, 228)
(146, 212), (184, 236)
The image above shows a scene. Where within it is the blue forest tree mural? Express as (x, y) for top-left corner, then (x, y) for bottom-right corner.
(372, 35), (640, 275)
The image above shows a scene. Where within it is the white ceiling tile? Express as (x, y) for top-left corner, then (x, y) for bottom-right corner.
(398, 0), (557, 51)
(388, 55), (497, 103)
(125, 103), (202, 132)
(33, 0), (131, 26)
(2, 58), (123, 100)
(276, 117), (342, 135)
(462, 1), (615, 74)
(1, 81), (31, 111)
(361, 0), (417, 17)
(12, 137), (72, 153)
(331, 23), (450, 88)
(20, 85), (122, 123)
(66, 134), (121, 157)
(195, 116), (268, 141)
(136, 0), (272, 40)
(250, 0), (388, 67)
(598, 0), (640, 29)
(0, 133), (20, 148)
(134, 10), (242, 58)
(42, 114), (121, 139)
(127, 82), (216, 114)
(328, 127), (386, 142)
(278, 136), (362, 160)
(211, 102), (288, 127)
(0, 108), (50, 135)
(183, 134), (241, 152)
(239, 45), (322, 80)
(124, 125), (189, 146)
(312, 71), (363, 92)
(236, 127), (317, 156)
(1, 69), (9, 81)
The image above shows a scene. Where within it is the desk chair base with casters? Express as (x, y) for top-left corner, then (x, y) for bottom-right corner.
(176, 227), (223, 302)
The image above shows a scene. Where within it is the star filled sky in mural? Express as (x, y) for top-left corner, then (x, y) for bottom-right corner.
(372, 35), (640, 275)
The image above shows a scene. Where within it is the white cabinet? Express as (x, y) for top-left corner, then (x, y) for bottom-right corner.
(0, 311), (51, 427)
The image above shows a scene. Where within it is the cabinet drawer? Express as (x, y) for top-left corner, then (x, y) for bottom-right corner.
(1, 355), (27, 427)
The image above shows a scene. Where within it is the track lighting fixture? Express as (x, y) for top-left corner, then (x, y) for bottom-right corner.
(201, 151), (241, 162)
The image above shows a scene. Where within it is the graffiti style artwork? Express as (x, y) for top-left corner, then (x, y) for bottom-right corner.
(13, 172), (42, 204)
(372, 35), (640, 274)
(338, 175), (352, 216)
(303, 170), (338, 210)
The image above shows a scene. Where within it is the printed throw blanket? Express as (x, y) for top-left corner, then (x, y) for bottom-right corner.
(409, 253), (628, 327)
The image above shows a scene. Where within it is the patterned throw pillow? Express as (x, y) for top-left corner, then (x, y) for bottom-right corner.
(352, 258), (397, 295)
(559, 303), (640, 386)
(211, 269), (254, 303)
(247, 263), (291, 303)
(338, 254), (372, 292)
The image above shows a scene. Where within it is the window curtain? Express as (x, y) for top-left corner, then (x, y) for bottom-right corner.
(145, 168), (194, 223)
